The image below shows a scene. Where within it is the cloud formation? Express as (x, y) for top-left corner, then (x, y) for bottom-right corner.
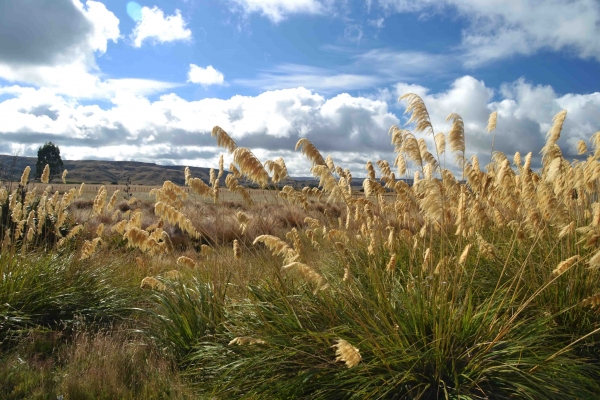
(228, 0), (327, 23)
(235, 49), (452, 93)
(0, 0), (93, 66)
(0, 0), (125, 98)
(376, 0), (600, 65)
(188, 65), (225, 86)
(1, 77), (599, 177)
(131, 6), (192, 47)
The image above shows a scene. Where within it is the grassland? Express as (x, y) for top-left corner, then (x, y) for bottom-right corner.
(2, 95), (600, 399)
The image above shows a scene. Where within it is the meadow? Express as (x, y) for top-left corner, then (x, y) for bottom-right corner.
(1, 93), (600, 399)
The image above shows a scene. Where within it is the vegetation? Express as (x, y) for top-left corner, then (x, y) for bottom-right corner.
(2, 94), (600, 398)
(35, 142), (64, 183)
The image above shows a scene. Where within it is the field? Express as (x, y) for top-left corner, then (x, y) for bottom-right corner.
(2, 95), (600, 399)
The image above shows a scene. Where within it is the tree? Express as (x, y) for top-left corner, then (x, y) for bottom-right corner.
(36, 142), (64, 183)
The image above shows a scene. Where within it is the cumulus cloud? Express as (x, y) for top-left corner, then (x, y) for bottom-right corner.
(0, 1), (180, 101)
(0, 0), (92, 66)
(0, 84), (399, 174)
(0, 0), (129, 98)
(1, 77), (599, 177)
(188, 65), (225, 86)
(130, 6), (192, 47)
(394, 76), (600, 172)
(375, 0), (600, 65)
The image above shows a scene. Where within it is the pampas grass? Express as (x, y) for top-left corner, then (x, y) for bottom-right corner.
(296, 138), (326, 166)
(212, 126), (237, 154)
(232, 147), (269, 188)
(41, 164), (50, 184)
(333, 339), (361, 368)
(6, 92), (600, 400)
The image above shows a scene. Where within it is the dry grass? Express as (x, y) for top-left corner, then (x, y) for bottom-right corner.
(3, 93), (600, 398)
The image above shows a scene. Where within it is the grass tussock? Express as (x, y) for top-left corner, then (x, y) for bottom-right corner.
(2, 93), (600, 398)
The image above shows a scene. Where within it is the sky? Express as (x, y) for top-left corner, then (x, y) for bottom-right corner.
(1, 0), (599, 177)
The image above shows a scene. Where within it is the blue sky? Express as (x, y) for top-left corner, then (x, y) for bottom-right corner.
(1, 0), (599, 176)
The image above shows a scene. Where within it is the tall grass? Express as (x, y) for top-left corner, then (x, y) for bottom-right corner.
(2, 94), (600, 398)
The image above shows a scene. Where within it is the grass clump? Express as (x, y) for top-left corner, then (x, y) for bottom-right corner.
(0, 252), (136, 345)
(3, 93), (600, 398)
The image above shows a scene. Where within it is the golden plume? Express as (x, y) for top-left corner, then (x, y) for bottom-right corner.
(233, 239), (241, 259)
(177, 256), (196, 268)
(253, 234), (299, 264)
(577, 140), (588, 155)
(20, 166), (31, 186)
(211, 126), (237, 153)
(400, 93), (434, 135)
(41, 164), (50, 184)
(265, 157), (289, 183)
(296, 138), (326, 166)
(552, 255), (580, 276)
(486, 111), (498, 132)
(233, 147), (269, 188)
(140, 277), (166, 291)
(333, 339), (361, 368)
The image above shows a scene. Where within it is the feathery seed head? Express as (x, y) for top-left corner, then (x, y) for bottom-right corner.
(41, 164), (50, 184)
(553, 255), (580, 276)
(400, 93), (434, 135)
(20, 166), (30, 186)
(229, 337), (266, 346)
(233, 147), (269, 187)
(212, 126), (238, 153)
(140, 277), (166, 291)
(233, 239), (241, 259)
(177, 256), (196, 268)
(486, 111), (498, 132)
(333, 339), (361, 368)
(446, 113), (466, 155)
(296, 138), (326, 166)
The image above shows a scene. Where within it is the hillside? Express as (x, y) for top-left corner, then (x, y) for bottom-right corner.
(0, 154), (327, 188)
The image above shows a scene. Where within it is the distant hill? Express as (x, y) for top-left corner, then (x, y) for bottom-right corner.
(0, 154), (330, 188)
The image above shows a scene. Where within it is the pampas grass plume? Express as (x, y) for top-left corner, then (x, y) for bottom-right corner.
(486, 111), (498, 132)
(233, 239), (241, 259)
(581, 293), (600, 309)
(459, 244), (472, 265)
(20, 166), (30, 186)
(333, 339), (361, 368)
(140, 277), (166, 291)
(296, 138), (326, 166)
(386, 253), (397, 272)
(229, 337), (266, 346)
(41, 164), (50, 184)
(80, 238), (102, 260)
(553, 255), (580, 276)
(177, 256), (196, 268)
(577, 140), (588, 155)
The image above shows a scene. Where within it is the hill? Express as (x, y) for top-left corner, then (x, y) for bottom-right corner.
(0, 154), (328, 188)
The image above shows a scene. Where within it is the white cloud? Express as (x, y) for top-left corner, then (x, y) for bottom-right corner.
(375, 0), (600, 65)
(188, 65), (225, 86)
(0, 84), (399, 174)
(0, 0), (129, 99)
(2, 77), (599, 177)
(344, 23), (363, 44)
(234, 49), (451, 93)
(394, 76), (600, 172)
(228, 0), (326, 23)
(130, 6), (192, 48)
(73, 0), (121, 55)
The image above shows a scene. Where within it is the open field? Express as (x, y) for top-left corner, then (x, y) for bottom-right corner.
(2, 96), (600, 399)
